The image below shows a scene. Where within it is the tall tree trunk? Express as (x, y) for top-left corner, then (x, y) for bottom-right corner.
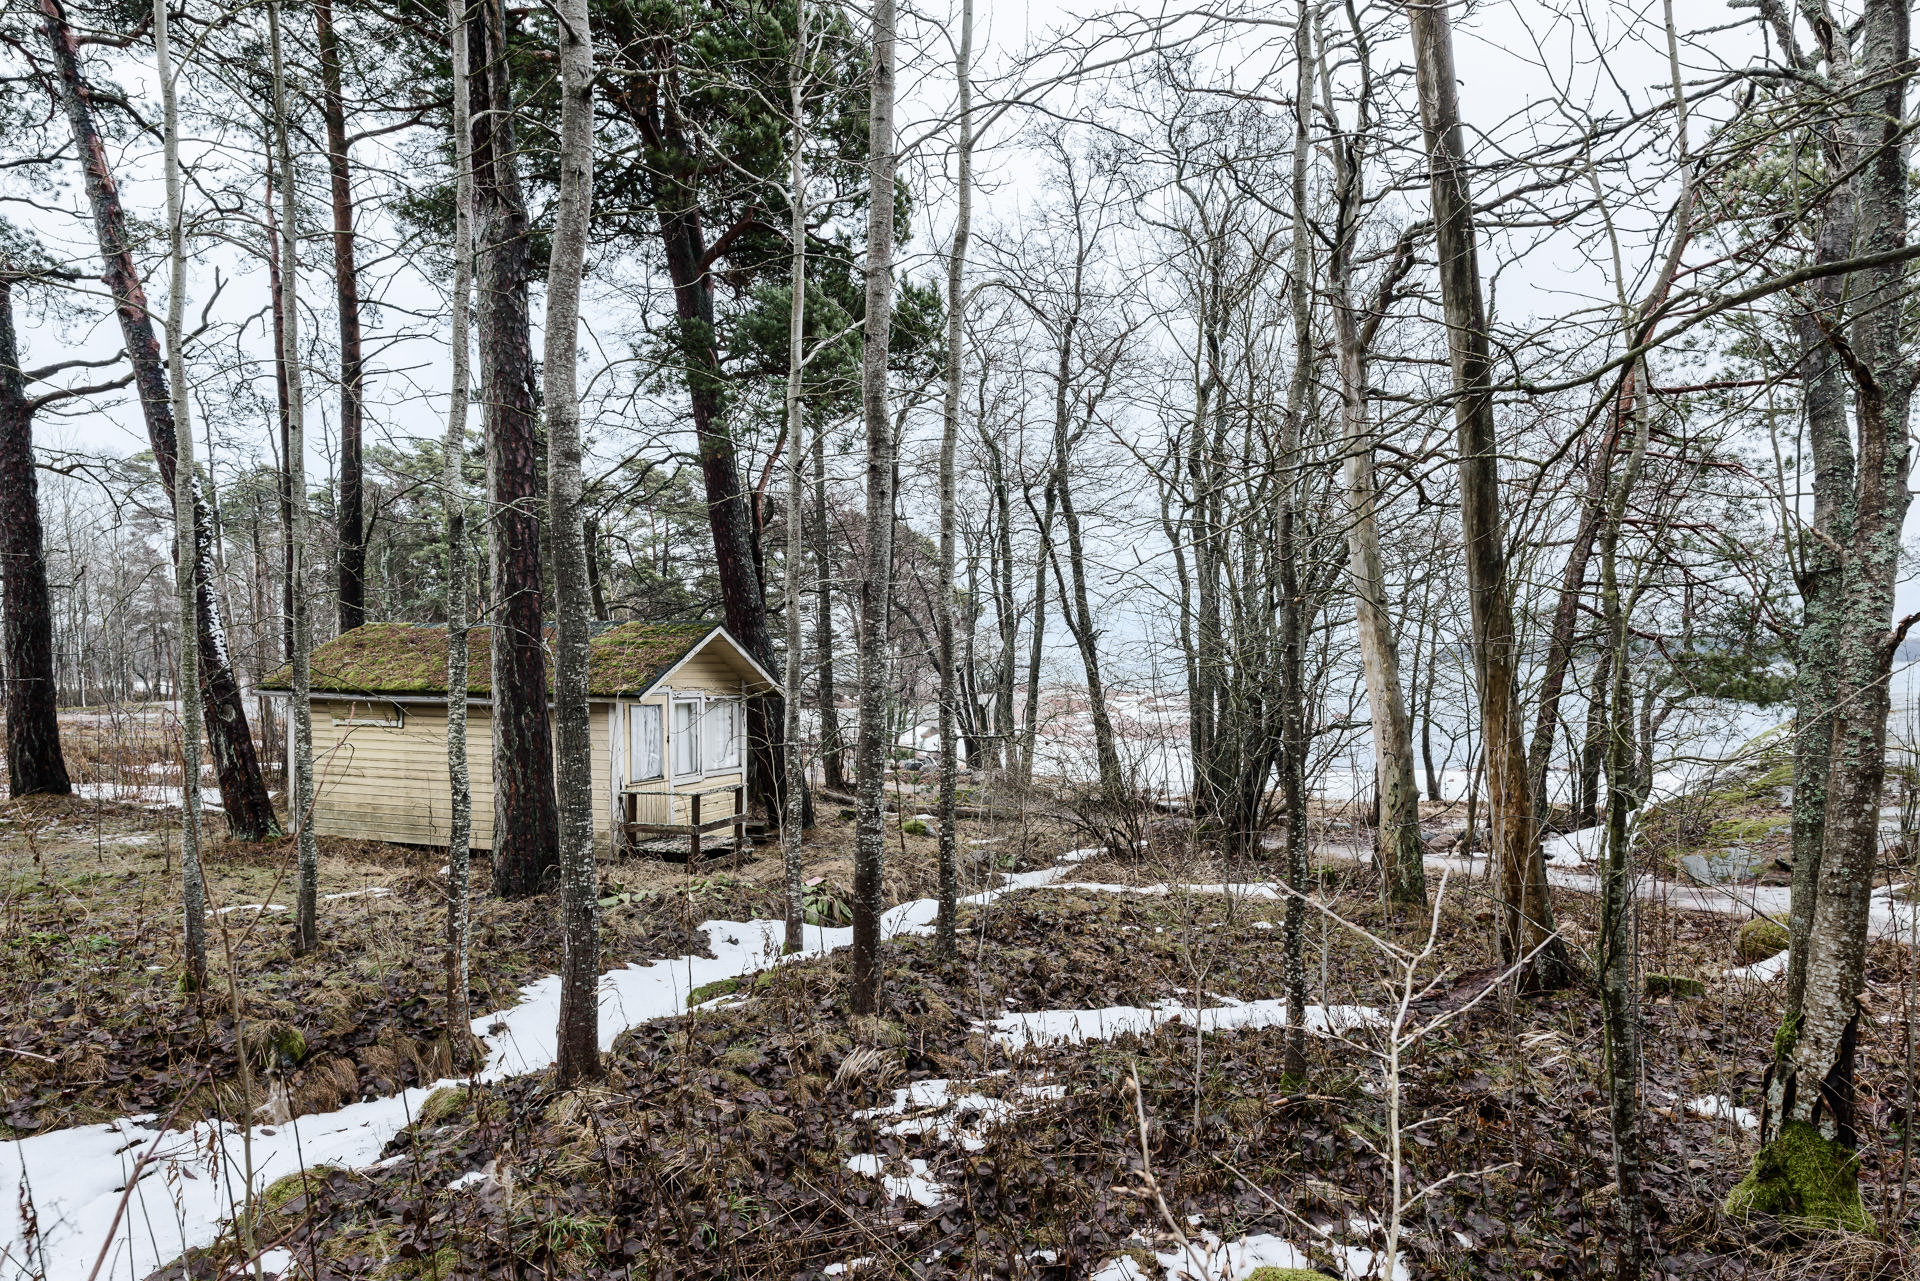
(41, 0), (279, 841)
(265, 154), (294, 675)
(155, 0), (206, 991)
(1049, 362), (1123, 798)
(315, 0), (366, 632)
(1320, 40), (1423, 908)
(584, 515), (609, 620)
(1742, 0), (1914, 1228)
(850, 0), (897, 1014)
(934, 0), (971, 955)
(443, 0), (475, 1048)
(546, 0), (599, 1087)
(782, 0), (810, 954)
(1278, 3), (1314, 1076)
(1404, 0), (1569, 989)
(1596, 354), (1654, 1279)
(1019, 481), (1055, 787)
(813, 424), (846, 791)
(468, 0), (559, 897)
(0, 279), (72, 799)
(267, 0), (320, 954)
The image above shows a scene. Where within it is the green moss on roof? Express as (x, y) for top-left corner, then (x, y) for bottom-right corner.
(260, 621), (725, 698)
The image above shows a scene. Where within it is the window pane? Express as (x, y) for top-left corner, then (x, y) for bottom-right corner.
(672, 702), (698, 775)
(630, 704), (662, 781)
(702, 700), (734, 772)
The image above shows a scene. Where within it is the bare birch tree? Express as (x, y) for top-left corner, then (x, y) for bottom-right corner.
(156, 0), (206, 991)
(547, 0), (600, 1087)
(850, 0), (898, 1014)
(444, 0), (476, 1041)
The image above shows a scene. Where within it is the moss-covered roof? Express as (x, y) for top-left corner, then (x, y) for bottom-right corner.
(259, 621), (731, 699)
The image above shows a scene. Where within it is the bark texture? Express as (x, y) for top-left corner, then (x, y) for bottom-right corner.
(0, 279), (71, 799)
(782, 0), (810, 955)
(40, 0), (279, 842)
(934, 0), (972, 956)
(443, 0), (475, 1042)
(850, 0), (897, 1014)
(468, 0), (559, 897)
(155, 0), (206, 991)
(1404, 0), (1569, 988)
(546, 0), (600, 1087)
(316, 0), (366, 632)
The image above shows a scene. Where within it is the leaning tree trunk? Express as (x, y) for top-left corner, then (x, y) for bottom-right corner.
(443, 0), (476, 1048)
(468, 0), (558, 897)
(268, 0), (320, 953)
(316, 0), (366, 632)
(1738, 0), (1914, 1228)
(41, 0), (279, 842)
(155, 0), (206, 991)
(850, 0), (897, 1015)
(0, 279), (71, 799)
(546, 0), (599, 1087)
(1404, 0), (1569, 989)
(934, 0), (972, 955)
(1321, 55), (1424, 908)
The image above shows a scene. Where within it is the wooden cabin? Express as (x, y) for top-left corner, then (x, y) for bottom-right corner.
(260, 621), (779, 854)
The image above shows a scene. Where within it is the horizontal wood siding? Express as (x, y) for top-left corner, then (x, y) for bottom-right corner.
(311, 700), (615, 852)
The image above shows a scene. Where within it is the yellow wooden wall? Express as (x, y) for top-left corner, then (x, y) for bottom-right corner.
(309, 698), (615, 852)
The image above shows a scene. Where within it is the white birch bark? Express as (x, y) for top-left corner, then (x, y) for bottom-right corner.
(545, 0), (599, 1086)
(782, 0), (810, 954)
(267, 0), (318, 954)
(934, 0), (972, 956)
(850, 0), (898, 1014)
(444, 0), (476, 1037)
(154, 0), (204, 991)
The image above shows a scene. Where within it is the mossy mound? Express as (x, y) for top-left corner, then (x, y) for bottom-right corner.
(1244, 1269), (1333, 1280)
(259, 1164), (341, 1212)
(1644, 973), (1706, 999)
(901, 818), (934, 837)
(1725, 1119), (1873, 1233)
(417, 1085), (470, 1126)
(1736, 918), (1790, 963)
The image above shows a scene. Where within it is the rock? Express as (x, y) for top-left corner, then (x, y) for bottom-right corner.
(1679, 846), (1765, 884)
(1644, 973), (1707, 999)
(1736, 918), (1790, 963)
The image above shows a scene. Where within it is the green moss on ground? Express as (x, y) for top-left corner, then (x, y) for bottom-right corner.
(901, 818), (934, 836)
(1736, 918), (1790, 963)
(1244, 1269), (1334, 1280)
(418, 1085), (469, 1126)
(1643, 973), (1706, 999)
(1724, 1119), (1873, 1233)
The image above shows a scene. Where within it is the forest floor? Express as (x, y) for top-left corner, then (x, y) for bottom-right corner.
(1, 739), (1916, 1280)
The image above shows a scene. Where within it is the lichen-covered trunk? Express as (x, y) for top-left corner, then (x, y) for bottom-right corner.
(468, 0), (558, 898)
(316, 0), (366, 632)
(443, 0), (475, 1045)
(546, 0), (600, 1087)
(1404, 0), (1568, 989)
(41, 0), (279, 842)
(934, 0), (971, 954)
(850, 0), (897, 1014)
(0, 281), (71, 799)
(1738, 0), (1913, 1232)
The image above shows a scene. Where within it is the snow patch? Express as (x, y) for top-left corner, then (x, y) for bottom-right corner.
(1687, 1095), (1758, 1131)
(1727, 951), (1788, 982)
(986, 999), (1381, 1052)
(1540, 827), (1606, 868)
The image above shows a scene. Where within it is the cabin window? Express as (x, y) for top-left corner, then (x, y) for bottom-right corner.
(629, 703), (663, 782)
(702, 698), (742, 771)
(671, 699), (700, 777)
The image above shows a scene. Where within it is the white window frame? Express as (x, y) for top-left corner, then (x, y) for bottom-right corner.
(666, 692), (745, 782)
(670, 697), (702, 779)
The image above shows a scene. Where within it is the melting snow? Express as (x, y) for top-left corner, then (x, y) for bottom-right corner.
(1727, 951), (1788, 982)
(986, 999), (1382, 1052)
(1687, 1095), (1759, 1131)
